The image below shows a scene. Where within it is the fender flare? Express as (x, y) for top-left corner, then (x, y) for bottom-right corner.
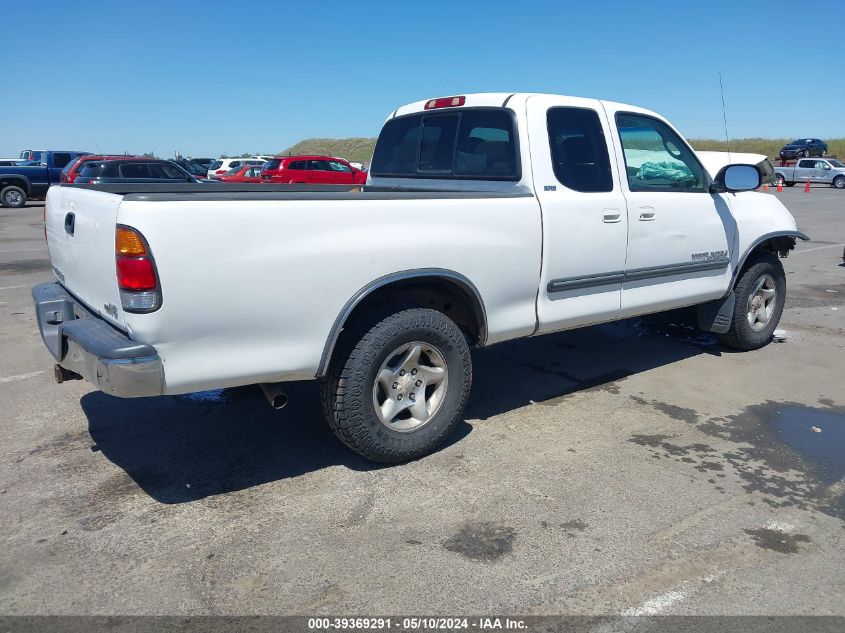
(316, 268), (488, 377)
(0, 173), (32, 194)
(723, 230), (809, 297)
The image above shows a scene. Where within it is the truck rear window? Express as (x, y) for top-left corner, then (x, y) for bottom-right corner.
(371, 108), (519, 180)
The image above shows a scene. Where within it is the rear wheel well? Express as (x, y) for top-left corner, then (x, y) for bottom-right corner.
(322, 275), (486, 374)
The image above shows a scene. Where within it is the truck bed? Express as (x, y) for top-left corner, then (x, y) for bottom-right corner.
(63, 182), (533, 201)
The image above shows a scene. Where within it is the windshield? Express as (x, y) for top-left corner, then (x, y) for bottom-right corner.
(828, 159), (845, 168)
(208, 160), (223, 170)
(789, 139), (810, 145)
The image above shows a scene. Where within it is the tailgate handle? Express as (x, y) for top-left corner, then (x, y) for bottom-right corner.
(64, 212), (75, 236)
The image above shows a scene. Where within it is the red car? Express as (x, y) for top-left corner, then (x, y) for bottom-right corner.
(218, 164), (265, 183)
(261, 155), (367, 185)
(61, 154), (138, 183)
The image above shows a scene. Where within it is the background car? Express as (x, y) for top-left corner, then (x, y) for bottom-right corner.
(218, 164), (265, 183)
(779, 138), (828, 160)
(206, 158), (266, 179)
(75, 159), (200, 184)
(260, 155), (367, 185)
(61, 154), (137, 183)
(171, 158), (212, 180)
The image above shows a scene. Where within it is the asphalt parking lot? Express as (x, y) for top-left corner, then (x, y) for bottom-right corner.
(0, 187), (843, 617)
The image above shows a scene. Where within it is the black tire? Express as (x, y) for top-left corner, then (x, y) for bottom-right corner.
(785, 181), (795, 187)
(718, 253), (786, 351)
(320, 307), (472, 463)
(0, 185), (26, 208)
(803, 149), (810, 158)
(774, 173), (785, 186)
(832, 175), (845, 189)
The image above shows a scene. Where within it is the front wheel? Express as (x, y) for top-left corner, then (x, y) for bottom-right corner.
(321, 307), (472, 463)
(833, 175), (845, 189)
(803, 149), (810, 157)
(718, 254), (786, 351)
(0, 186), (26, 208)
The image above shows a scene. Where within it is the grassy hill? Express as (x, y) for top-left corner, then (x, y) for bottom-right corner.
(278, 137), (377, 164)
(275, 137), (845, 165)
(689, 138), (844, 159)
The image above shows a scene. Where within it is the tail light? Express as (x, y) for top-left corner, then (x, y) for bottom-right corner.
(115, 225), (161, 312)
(424, 95), (465, 110)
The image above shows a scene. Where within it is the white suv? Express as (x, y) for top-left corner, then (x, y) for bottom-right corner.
(207, 158), (267, 179)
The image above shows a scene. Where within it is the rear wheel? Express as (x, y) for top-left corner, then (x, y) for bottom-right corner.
(718, 253), (786, 351)
(803, 149), (810, 157)
(321, 307), (472, 463)
(774, 173), (785, 186)
(785, 181), (795, 187)
(0, 186), (26, 208)
(833, 175), (845, 189)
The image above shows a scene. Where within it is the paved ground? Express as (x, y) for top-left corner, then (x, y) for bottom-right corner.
(0, 187), (843, 616)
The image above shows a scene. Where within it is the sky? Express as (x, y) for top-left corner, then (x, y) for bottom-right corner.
(2, 0), (843, 159)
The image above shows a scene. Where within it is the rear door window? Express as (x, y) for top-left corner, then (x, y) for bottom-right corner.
(120, 163), (153, 178)
(547, 107), (613, 192)
(52, 153), (73, 168)
(798, 159), (815, 168)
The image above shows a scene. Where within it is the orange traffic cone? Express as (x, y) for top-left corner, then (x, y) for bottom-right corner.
(804, 179), (811, 193)
(776, 180), (783, 192)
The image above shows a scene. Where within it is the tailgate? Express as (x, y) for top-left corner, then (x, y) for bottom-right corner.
(45, 186), (126, 329)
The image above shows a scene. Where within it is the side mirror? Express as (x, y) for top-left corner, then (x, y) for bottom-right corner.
(710, 164), (760, 193)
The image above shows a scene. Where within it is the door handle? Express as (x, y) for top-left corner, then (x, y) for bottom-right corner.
(638, 207), (656, 221)
(602, 208), (621, 223)
(64, 212), (75, 236)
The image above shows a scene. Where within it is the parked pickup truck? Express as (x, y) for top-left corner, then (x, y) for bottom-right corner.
(0, 150), (90, 207)
(33, 93), (807, 463)
(774, 158), (845, 189)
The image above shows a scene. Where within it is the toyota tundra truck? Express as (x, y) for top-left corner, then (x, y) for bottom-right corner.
(33, 93), (807, 463)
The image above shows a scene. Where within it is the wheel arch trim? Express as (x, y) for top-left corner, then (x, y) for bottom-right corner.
(0, 174), (32, 194)
(724, 230), (809, 297)
(316, 268), (488, 377)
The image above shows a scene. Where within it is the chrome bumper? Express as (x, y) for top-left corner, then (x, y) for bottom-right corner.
(32, 282), (164, 398)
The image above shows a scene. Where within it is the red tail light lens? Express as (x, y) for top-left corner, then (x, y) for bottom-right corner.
(115, 226), (161, 312)
(117, 257), (156, 290)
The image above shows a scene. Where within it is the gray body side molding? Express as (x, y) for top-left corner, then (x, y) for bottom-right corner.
(316, 268), (488, 378)
(723, 230), (809, 297)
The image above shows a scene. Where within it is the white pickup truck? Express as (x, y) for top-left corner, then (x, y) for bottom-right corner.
(34, 93), (807, 463)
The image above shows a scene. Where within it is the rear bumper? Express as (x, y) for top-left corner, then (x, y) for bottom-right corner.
(32, 282), (164, 397)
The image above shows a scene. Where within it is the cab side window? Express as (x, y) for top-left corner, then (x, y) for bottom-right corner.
(616, 113), (706, 192)
(547, 107), (613, 193)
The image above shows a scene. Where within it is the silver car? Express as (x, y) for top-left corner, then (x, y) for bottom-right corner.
(775, 158), (845, 189)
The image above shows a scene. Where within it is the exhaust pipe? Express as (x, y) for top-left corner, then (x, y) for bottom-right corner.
(259, 383), (288, 410)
